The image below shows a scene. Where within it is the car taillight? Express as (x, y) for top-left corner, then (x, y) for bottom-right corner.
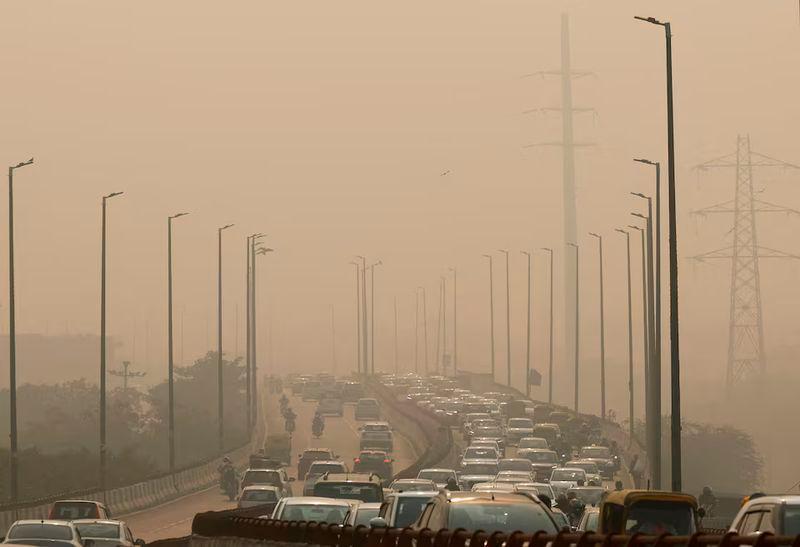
(354, 458), (361, 463)
(384, 459), (391, 463)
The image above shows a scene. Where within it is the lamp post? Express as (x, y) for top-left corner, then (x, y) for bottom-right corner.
(368, 261), (382, 375)
(350, 261), (361, 374)
(252, 244), (273, 423)
(167, 212), (188, 472)
(568, 242), (580, 412)
(482, 254), (496, 381)
(356, 256), (368, 376)
(417, 287), (429, 375)
(449, 267), (458, 378)
(414, 289), (419, 373)
(616, 228), (635, 441)
(217, 223), (234, 453)
(635, 13), (682, 492)
(8, 158), (33, 505)
(498, 250), (511, 386)
(245, 233), (265, 433)
(393, 297), (399, 374)
(589, 233), (606, 419)
(100, 191), (123, 497)
(629, 224), (651, 433)
(521, 251), (532, 397)
(541, 248), (554, 404)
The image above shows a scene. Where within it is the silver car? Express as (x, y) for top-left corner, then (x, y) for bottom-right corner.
(237, 485), (282, 509)
(72, 520), (143, 547)
(4, 520), (85, 547)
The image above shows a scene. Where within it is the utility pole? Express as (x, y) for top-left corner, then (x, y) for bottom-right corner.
(414, 290), (419, 374)
(521, 251), (532, 397)
(369, 261), (381, 375)
(252, 243), (273, 423)
(568, 243), (580, 412)
(449, 267), (458, 377)
(482, 255), (496, 381)
(393, 297), (399, 374)
(167, 212), (187, 472)
(442, 276), (447, 376)
(350, 261), (361, 375)
(331, 305), (337, 376)
(541, 248), (554, 404)
(245, 235), (252, 432)
(109, 361), (146, 393)
(498, 250), (511, 386)
(357, 256), (368, 376)
(629, 224), (651, 442)
(616, 229), (635, 442)
(589, 233), (606, 419)
(100, 190), (123, 499)
(217, 223), (234, 453)
(435, 278), (443, 375)
(418, 287), (429, 376)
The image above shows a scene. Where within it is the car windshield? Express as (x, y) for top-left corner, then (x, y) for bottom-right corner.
(508, 419), (533, 428)
(552, 469), (585, 481)
(74, 523), (119, 539)
(625, 500), (697, 536)
(308, 463), (345, 474)
(354, 507), (380, 526)
(51, 502), (99, 519)
(569, 462), (599, 474)
(474, 427), (502, 437)
(314, 482), (382, 502)
(395, 497), (434, 528)
(280, 504), (350, 523)
(499, 460), (532, 471)
(363, 431), (391, 439)
(780, 506), (800, 535)
(464, 448), (497, 459)
(244, 470), (281, 485)
(523, 451), (557, 463)
(393, 482), (435, 492)
(304, 451), (331, 459)
(463, 463), (499, 475)
(9, 524), (73, 540)
(242, 489), (279, 502)
(418, 470), (454, 482)
(449, 502), (557, 534)
(580, 447), (611, 458)
(520, 439), (548, 448)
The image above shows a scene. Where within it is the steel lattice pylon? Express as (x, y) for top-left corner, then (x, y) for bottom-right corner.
(692, 135), (800, 392)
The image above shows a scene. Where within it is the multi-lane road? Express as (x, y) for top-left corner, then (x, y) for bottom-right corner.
(126, 395), (417, 542)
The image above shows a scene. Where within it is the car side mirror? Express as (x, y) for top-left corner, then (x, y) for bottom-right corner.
(369, 517), (389, 528)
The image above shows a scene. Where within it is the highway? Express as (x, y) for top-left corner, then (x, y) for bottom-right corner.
(126, 394), (417, 542)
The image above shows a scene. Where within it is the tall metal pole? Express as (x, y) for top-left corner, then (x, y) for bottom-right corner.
(414, 290), (419, 373)
(252, 244), (272, 419)
(331, 305), (337, 376)
(8, 160), (33, 505)
(421, 287), (429, 376)
(217, 224), (233, 452)
(483, 255), (496, 381)
(358, 256), (368, 376)
(617, 229), (635, 442)
(168, 212), (187, 473)
(521, 251), (532, 397)
(351, 262), (361, 374)
(498, 250), (511, 386)
(435, 279), (443, 375)
(245, 235), (252, 433)
(542, 248), (554, 404)
(449, 267), (458, 378)
(568, 243), (579, 412)
(635, 13), (682, 492)
(393, 297), (399, 374)
(630, 224), (651, 441)
(100, 191), (122, 498)
(369, 261), (381, 375)
(442, 276), (447, 376)
(590, 233), (606, 419)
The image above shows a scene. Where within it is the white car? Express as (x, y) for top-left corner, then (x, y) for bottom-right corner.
(372, 491), (437, 528)
(549, 467), (587, 496)
(505, 418), (535, 446)
(416, 468), (458, 489)
(729, 495), (800, 536)
(72, 520), (143, 547)
(4, 520), (86, 547)
(518, 437), (549, 450)
(388, 479), (437, 493)
(270, 496), (359, 525)
(237, 485), (282, 509)
(514, 482), (555, 501)
(564, 460), (602, 485)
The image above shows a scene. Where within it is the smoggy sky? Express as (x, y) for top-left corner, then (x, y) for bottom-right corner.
(1, 1), (800, 487)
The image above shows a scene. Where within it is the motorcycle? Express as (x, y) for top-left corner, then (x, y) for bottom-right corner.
(221, 468), (238, 501)
(312, 420), (324, 438)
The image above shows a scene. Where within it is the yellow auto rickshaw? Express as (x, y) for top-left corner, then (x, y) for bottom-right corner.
(598, 489), (701, 535)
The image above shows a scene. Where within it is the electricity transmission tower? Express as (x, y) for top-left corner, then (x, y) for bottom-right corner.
(691, 134), (800, 391)
(522, 13), (594, 378)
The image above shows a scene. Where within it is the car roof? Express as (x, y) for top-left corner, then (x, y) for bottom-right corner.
(13, 520), (75, 526)
(53, 500), (104, 505)
(242, 485), (282, 491)
(387, 491), (438, 499)
(71, 520), (122, 525)
(320, 473), (382, 483)
(309, 460), (345, 466)
(302, 448), (333, 453)
(742, 495), (800, 506)
(245, 467), (282, 472)
(446, 492), (534, 504)
(462, 459), (499, 464)
(283, 496), (354, 506)
(419, 468), (456, 473)
(500, 458), (530, 463)
(392, 478), (433, 483)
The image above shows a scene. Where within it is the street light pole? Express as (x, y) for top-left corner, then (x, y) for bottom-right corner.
(589, 233), (606, 419)
(393, 297), (399, 374)
(100, 191), (123, 497)
(635, 13), (682, 493)
(350, 262), (361, 375)
(356, 256), (368, 376)
(252, 243), (272, 423)
(449, 267), (458, 378)
(414, 290), (419, 373)
(245, 235), (252, 432)
(418, 287), (429, 376)
(167, 212), (188, 472)
(541, 248), (554, 404)
(8, 158), (33, 505)
(369, 261), (382, 375)
(568, 243), (580, 412)
(482, 255), (496, 381)
(616, 228), (635, 442)
(521, 251), (532, 397)
(498, 250), (511, 386)
(217, 223), (234, 453)
(629, 224), (651, 439)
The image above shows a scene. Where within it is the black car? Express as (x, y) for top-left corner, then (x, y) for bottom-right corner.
(352, 450), (393, 482)
(411, 491), (559, 534)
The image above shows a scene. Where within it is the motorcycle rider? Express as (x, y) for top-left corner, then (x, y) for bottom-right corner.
(284, 407), (297, 433)
(218, 456), (234, 489)
(699, 486), (718, 516)
(312, 411), (325, 436)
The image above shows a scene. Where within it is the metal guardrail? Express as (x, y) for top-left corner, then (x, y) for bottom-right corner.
(174, 515), (800, 547)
